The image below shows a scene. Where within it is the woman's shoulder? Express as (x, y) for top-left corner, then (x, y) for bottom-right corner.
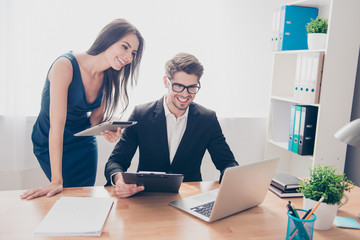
(54, 51), (84, 70)
(48, 56), (74, 85)
(51, 57), (73, 73)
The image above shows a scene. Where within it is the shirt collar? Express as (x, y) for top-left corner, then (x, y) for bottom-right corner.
(163, 96), (189, 120)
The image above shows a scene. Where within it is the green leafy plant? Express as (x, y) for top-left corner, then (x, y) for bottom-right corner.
(306, 17), (328, 34)
(298, 165), (354, 205)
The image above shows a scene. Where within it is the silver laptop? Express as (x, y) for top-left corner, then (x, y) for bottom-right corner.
(169, 157), (280, 223)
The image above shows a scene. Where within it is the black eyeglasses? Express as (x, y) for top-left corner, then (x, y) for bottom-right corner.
(166, 77), (201, 94)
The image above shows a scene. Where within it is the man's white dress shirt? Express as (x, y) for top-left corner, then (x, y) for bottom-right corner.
(163, 97), (188, 163)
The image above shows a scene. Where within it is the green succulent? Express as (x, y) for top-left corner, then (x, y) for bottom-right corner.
(298, 165), (354, 205)
(306, 17), (328, 34)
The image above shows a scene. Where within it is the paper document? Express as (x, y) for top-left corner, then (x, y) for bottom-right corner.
(34, 197), (114, 236)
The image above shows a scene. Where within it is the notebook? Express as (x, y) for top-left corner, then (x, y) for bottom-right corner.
(268, 184), (303, 198)
(271, 172), (301, 191)
(169, 157), (280, 223)
(34, 197), (114, 236)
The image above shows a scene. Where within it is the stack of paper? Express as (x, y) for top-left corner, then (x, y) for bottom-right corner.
(34, 197), (114, 236)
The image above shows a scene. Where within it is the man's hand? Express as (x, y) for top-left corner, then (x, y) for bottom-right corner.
(114, 173), (144, 198)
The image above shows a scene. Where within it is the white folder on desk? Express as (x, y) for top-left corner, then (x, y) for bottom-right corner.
(34, 197), (114, 236)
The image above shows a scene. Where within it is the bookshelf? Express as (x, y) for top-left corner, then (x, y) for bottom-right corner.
(265, 0), (360, 177)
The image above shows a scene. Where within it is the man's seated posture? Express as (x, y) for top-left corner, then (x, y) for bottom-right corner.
(104, 53), (238, 198)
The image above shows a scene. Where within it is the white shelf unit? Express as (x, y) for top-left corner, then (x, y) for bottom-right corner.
(265, 0), (360, 178)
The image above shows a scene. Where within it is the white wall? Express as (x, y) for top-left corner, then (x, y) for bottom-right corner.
(0, 0), (287, 190)
(1, 0), (285, 117)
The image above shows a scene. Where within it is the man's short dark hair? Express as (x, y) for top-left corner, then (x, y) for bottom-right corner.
(165, 53), (204, 81)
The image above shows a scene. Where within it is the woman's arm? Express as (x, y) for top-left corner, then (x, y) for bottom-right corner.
(21, 57), (73, 200)
(90, 98), (122, 143)
(48, 58), (73, 186)
(90, 98), (106, 126)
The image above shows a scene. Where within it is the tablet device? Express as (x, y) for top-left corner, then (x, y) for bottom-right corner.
(74, 121), (137, 136)
(122, 172), (184, 193)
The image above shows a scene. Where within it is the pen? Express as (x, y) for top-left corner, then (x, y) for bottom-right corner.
(290, 203), (300, 219)
(287, 201), (309, 240)
(288, 202), (304, 238)
(287, 201), (298, 218)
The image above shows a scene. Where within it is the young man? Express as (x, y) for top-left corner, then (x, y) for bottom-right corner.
(105, 53), (238, 198)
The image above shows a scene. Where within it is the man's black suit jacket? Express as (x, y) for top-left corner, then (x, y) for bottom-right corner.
(104, 97), (238, 186)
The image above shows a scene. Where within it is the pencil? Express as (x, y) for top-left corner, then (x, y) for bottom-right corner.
(304, 196), (325, 220)
(302, 208), (312, 219)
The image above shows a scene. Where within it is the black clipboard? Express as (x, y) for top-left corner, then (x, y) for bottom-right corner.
(74, 121), (137, 136)
(122, 172), (184, 193)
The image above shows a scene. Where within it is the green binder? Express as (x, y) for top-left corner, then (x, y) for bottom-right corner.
(292, 105), (302, 153)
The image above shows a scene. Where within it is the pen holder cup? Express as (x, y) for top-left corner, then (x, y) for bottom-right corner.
(286, 209), (316, 240)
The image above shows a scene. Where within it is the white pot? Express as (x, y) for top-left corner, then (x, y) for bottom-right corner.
(307, 33), (327, 50)
(303, 198), (338, 230)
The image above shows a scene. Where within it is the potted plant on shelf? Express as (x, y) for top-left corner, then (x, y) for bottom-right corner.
(298, 165), (354, 230)
(306, 17), (328, 50)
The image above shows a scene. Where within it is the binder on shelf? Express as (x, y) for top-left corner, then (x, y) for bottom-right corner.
(292, 105), (302, 153)
(307, 52), (325, 104)
(298, 54), (308, 102)
(294, 52), (325, 104)
(272, 7), (282, 51)
(277, 6), (285, 51)
(303, 54), (314, 102)
(298, 105), (318, 155)
(293, 54), (302, 101)
(288, 105), (296, 151)
(278, 5), (318, 51)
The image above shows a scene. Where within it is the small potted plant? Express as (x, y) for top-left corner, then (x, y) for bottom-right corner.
(298, 165), (354, 230)
(306, 17), (328, 50)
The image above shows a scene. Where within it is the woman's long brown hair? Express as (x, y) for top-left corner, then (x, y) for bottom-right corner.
(87, 19), (144, 122)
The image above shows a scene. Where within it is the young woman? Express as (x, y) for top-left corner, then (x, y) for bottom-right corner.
(21, 19), (144, 200)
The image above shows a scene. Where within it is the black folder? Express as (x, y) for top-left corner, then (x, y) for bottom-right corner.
(298, 106), (318, 155)
(122, 172), (184, 193)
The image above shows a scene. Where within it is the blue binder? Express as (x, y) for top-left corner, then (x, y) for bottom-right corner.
(278, 5), (318, 51)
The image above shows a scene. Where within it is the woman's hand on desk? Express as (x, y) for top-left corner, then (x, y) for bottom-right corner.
(114, 173), (144, 198)
(20, 181), (63, 200)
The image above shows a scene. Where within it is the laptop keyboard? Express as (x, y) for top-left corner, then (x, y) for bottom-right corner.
(190, 201), (215, 217)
